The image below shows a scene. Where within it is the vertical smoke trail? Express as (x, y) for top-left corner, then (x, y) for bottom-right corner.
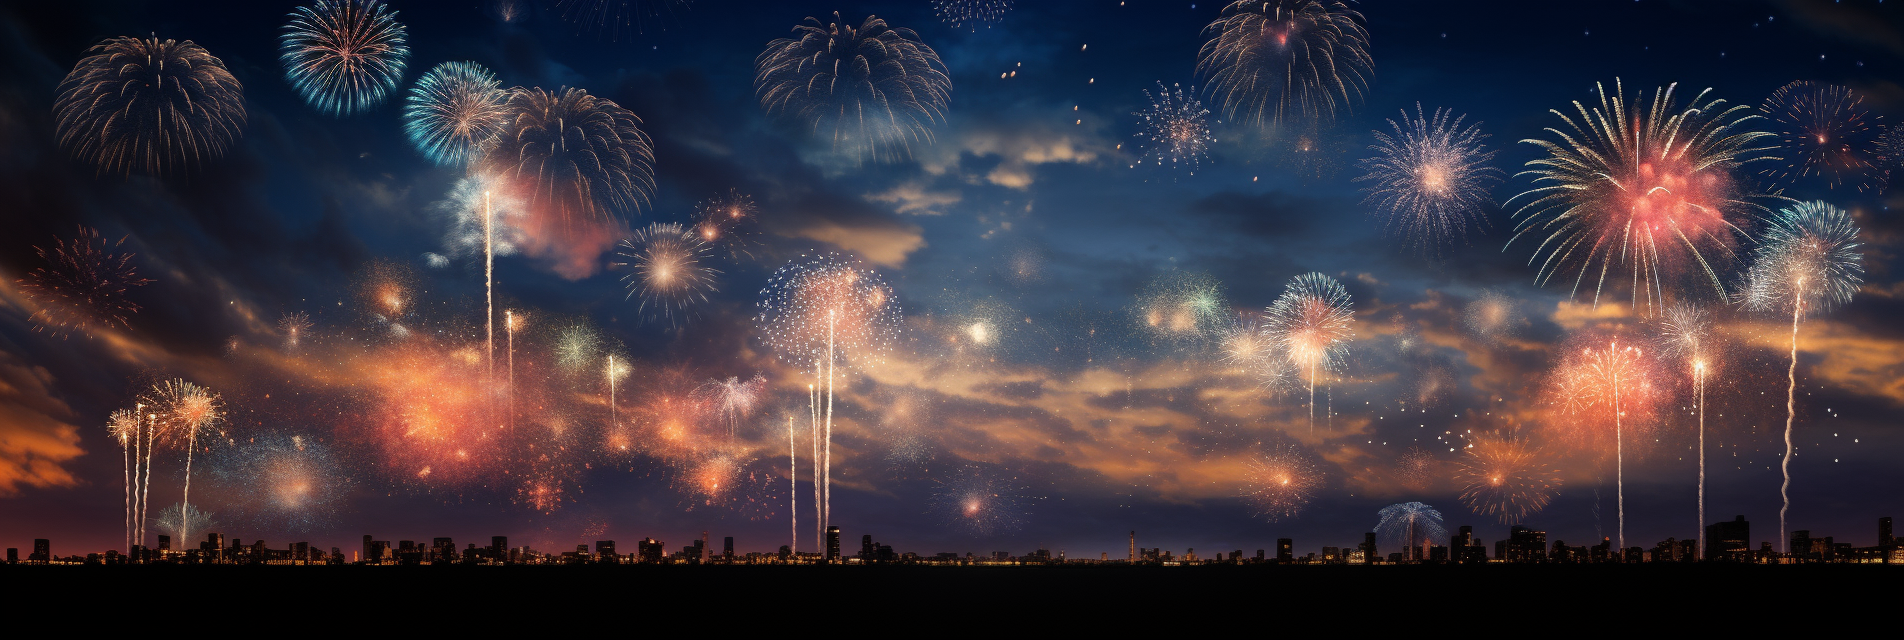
(789, 415), (797, 556)
(1780, 298), (1801, 552)
(485, 192), (494, 377)
(1696, 362), (1707, 561)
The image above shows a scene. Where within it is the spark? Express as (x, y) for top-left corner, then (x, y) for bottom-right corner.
(280, 0), (410, 116)
(755, 13), (951, 162)
(1355, 104), (1502, 254)
(54, 36), (246, 175)
(18, 226), (153, 339)
(1197, 0), (1372, 127)
(1133, 82), (1215, 173)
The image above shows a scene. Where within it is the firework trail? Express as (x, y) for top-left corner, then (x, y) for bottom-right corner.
(1265, 272), (1353, 433)
(278, 312), (313, 353)
(1740, 201), (1864, 552)
(484, 87), (654, 266)
(1508, 79), (1776, 315)
(107, 409), (141, 553)
(1354, 105), (1502, 254)
(54, 36), (245, 176)
(933, 1), (1012, 29)
(155, 502), (215, 549)
(694, 375), (767, 441)
(1549, 338), (1656, 550)
(1463, 289), (1522, 342)
(755, 13), (951, 162)
(788, 415), (797, 553)
(616, 223), (721, 327)
(210, 434), (351, 533)
(1132, 82), (1215, 174)
(1760, 81), (1882, 192)
(1376, 502), (1445, 562)
(505, 309), (524, 427)
(403, 61), (508, 167)
(280, 0), (408, 116)
(606, 354), (632, 436)
(143, 379), (222, 544)
(18, 226), (154, 339)
(1456, 434), (1560, 524)
(1241, 445), (1322, 522)
(691, 189), (761, 261)
(1196, 0), (1372, 127)
(930, 465), (1032, 536)
(551, 0), (691, 39)
(1652, 301), (1716, 557)
(1396, 446), (1435, 490)
(757, 252), (902, 538)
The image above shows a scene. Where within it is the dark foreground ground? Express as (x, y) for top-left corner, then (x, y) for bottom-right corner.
(5, 564), (1894, 629)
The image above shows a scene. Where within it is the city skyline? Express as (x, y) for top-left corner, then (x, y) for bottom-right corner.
(2, 0), (1903, 561)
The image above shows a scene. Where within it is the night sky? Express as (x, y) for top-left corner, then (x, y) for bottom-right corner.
(3, 0), (1902, 560)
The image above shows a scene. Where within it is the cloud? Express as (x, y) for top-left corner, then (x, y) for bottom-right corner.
(786, 220), (927, 267)
(866, 182), (962, 216)
(0, 349), (84, 495)
(924, 111), (1118, 190)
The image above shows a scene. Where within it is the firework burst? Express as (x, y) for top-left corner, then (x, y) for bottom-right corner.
(933, 0), (1013, 29)
(758, 252), (902, 541)
(1463, 289), (1523, 342)
(1242, 445), (1322, 522)
(1355, 105), (1502, 253)
(1376, 502), (1445, 561)
(211, 434), (350, 532)
(1196, 0), (1372, 127)
(278, 311), (314, 352)
(617, 223), (721, 327)
(18, 226), (153, 339)
(1265, 272), (1353, 432)
(689, 189), (761, 261)
(1739, 200), (1863, 552)
(755, 13), (951, 162)
(551, 0), (691, 39)
(142, 378), (222, 548)
(1395, 446), (1435, 490)
(1456, 434), (1560, 524)
(280, 0), (410, 116)
(694, 374), (767, 441)
(1136, 270), (1229, 348)
(155, 502), (216, 547)
(54, 36), (246, 175)
(1653, 300), (1717, 556)
(1548, 336), (1658, 549)
(107, 409), (142, 553)
(930, 465), (1032, 536)
(1508, 79), (1776, 315)
(486, 86), (655, 224)
(403, 62), (508, 167)
(1876, 124), (1904, 189)
(1133, 82), (1215, 173)
(1760, 81), (1882, 192)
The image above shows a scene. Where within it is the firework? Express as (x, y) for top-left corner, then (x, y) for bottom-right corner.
(877, 387), (935, 467)
(551, 0), (691, 38)
(1653, 301), (1717, 556)
(280, 0), (409, 116)
(210, 434), (349, 532)
(1508, 79), (1776, 315)
(1376, 502), (1445, 562)
(1136, 270), (1229, 348)
(141, 378), (222, 549)
(1456, 434), (1560, 524)
(155, 502), (216, 548)
(933, 0), (1012, 28)
(107, 409), (141, 553)
(1132, 82), (1215, 173)
(485, 87), (655, 231)
(18, 226), (153, 339)
(1463, 289), (1522, 342)
(1265, 272), (1353, 433)
(694, 375), (767, 442)
(1354, 105), (1502, 253)
(355, 260), (416, 335)
(279, 311), (314, 352)
(554, 322), (603, 373)
(1739, 201), (1864, 552)
(1196, 0), (1372, 127)
(930, 465), (1031, 536)
(690, 189), (760, 261)
(1396, 446), (1435, 490)
(1876, 124), (1904, 189)
(757, 252), (903, 540)
(403, 62), (508, 167)
(1548, 337), (1657, 549)
(1760, 81), (1882, 192)
(755, 13), (951, 162)
(1218, 313), (1284, 387)
(616, 223), (722, 327)
(1241, 445), (1322, 522)
(53, 36), (245, 176)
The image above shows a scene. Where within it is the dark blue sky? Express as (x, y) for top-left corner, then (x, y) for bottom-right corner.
(2, 0), (1902, 559)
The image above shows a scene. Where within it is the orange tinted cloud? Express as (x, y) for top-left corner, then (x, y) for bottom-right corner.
(0, 350), (85, 495)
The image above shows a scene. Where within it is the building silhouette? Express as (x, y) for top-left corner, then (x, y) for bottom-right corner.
(826, 526), (841, 564)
